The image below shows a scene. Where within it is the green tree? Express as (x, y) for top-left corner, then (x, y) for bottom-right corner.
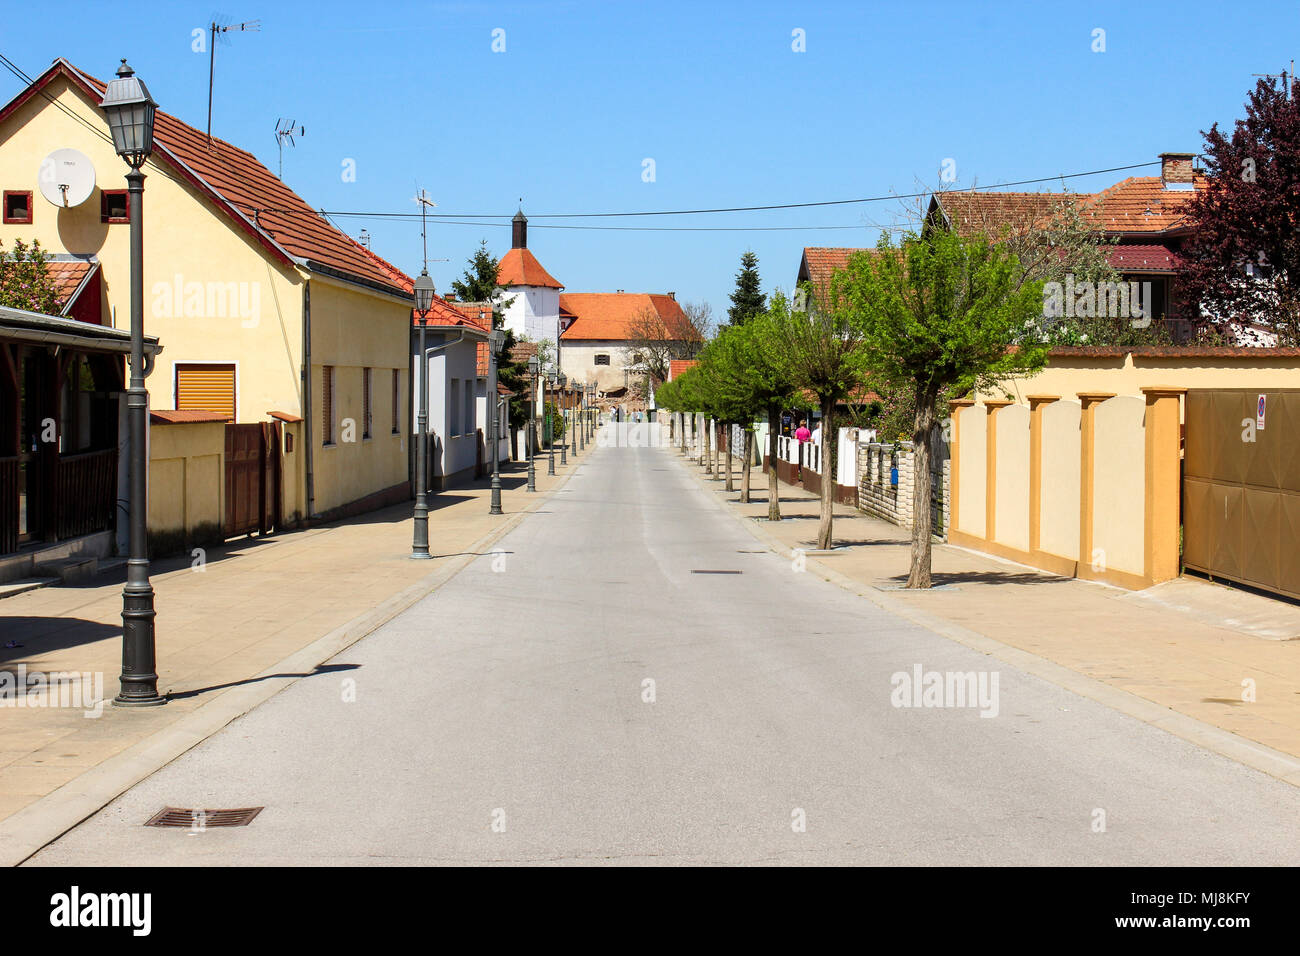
(450, 239), (501, 303)
(727, 250), (766, 325)
(764, 289), (871, 550)
(0, 239), (60, 314)
(833, 229), (1048, 588)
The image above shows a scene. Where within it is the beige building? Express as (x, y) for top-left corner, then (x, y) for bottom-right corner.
(0, 58), (416, 530)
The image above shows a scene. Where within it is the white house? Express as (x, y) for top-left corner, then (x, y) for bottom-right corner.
(494, 210), (563, 358)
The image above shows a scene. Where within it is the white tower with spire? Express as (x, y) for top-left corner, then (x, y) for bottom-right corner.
(494, 209), (563, 362)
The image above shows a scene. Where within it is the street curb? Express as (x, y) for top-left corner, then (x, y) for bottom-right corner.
(3, 457), (586, 867)
(667, 447), (1300, 791)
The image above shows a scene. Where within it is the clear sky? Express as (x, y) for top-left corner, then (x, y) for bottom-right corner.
(2, 0), (1296, 317)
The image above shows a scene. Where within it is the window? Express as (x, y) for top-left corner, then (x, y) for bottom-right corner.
(464, 380), (474, 436)
(100, 190), (129, 223)
(175, 363), (236, 422)
(391, 369), (400, 434)
(362, 367), (372, 439)
(322, 365), (335, 445)
(632, 353), (644, 365)
(449, 378), (460, 436)
(594, 354), (610, 366)
(3, 190), (32, 224)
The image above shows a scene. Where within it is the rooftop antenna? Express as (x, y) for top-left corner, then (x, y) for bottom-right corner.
(413, 188), (436, 270)
(207, 14), (261, 145)
(358, 228), (370, 249)
(1252, 60), (1293, 99)
(274, 118), (305, 178)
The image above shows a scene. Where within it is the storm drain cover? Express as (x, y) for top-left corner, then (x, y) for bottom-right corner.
(145, 807), (263, 828)
(691, 569), (742, 574)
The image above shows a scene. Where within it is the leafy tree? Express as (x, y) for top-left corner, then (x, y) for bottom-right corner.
(1182, 75), (1300, 346)
(621, 300), (710, 383)
(0, 239), (60, 314)
(728, 250), (766, 325)
(833, 229), (1047, 588)
(763, 289), (871, 550)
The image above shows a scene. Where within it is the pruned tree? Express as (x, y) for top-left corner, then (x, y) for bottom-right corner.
(621, 300), (710, 382)
(833, 228), (1048, 587)
(1182, 75), (1300, 346)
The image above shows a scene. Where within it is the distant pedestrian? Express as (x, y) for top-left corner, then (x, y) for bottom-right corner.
(794, 419), (810, 479)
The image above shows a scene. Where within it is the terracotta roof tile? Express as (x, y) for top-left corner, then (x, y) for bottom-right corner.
(1107, 244), (1183, 273)
(667, 359), (698, 380)
(559, 293), (694, 341)
(799, 247), (866, 290)
(497, 247), (563, 289)
(44, 259), (97, 312)
(1078, 176), (1208, 234)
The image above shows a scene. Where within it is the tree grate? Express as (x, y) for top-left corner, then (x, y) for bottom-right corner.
(145, 807), (263, 828)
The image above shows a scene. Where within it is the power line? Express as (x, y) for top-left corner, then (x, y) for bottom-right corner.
(229, 161), (1160, 223)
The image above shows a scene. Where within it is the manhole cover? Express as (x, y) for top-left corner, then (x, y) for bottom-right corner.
(691, 569), (742, 574)
(145, 807), (263, 828)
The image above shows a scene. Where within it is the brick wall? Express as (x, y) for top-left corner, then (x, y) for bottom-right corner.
(857, 440), (950, 540)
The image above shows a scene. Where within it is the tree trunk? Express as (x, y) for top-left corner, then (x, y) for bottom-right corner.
(907, 383), (939, 589)
(679, 413), (686, 453)
(816, 397), (836, 550)
(740, 427), (752, 503)
(766, 406), (781, 520)
(724, 424), (734, 492)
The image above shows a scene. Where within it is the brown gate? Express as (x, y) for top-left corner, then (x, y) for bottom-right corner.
(1183, 389), (1300, 599)
(224, 422), (281, 538)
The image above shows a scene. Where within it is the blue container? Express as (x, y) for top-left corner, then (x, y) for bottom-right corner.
(889, 466), (899, 486)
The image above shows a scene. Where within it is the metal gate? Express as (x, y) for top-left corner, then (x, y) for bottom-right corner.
(224, 422), (281, 538)
(1183, 389), (1300, 599)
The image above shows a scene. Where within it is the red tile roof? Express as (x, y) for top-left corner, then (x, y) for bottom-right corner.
(667, 359), (698, 380)
(932, 191), (1064, 238)
(1078, 176), (1208, 234)
(413, 296), (492, 376)
(150, 409), (228, 425)
(5, 60), (413, 298)
(798, 247), (865, 290)
(1107, 244), (1183, 273)
(559, 292), (694, 341)
(496, 247), (563, 289)
(44, 259), (98, 313)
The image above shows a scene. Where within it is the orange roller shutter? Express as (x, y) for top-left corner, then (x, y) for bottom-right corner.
(175, 364), (236, 422)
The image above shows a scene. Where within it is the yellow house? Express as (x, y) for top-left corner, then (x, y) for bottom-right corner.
(0, 58), (414, 531)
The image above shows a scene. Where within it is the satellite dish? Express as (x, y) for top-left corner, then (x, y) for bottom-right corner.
(38, 148), (96, 208)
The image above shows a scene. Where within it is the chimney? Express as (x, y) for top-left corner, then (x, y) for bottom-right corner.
(616, 289), (624, 294)
(512, 208), (527, 249)
(1160, 152), (1196, 190)
(666, 291), (675, 300)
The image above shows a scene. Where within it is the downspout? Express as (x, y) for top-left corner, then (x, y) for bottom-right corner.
(302, 280), (314, 520)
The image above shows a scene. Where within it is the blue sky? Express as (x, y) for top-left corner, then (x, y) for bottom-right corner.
(3, 0), (1296, 316)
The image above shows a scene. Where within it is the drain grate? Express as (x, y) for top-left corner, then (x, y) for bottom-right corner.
(145, 807), (263, 828)
(691, 569), (742, 574)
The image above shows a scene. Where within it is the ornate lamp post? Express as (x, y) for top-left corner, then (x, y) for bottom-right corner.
(101, 60), (164, 707)
(577, 382), (585, 452)
(545, 367), (557, 475)
(526, 355), (538, 492)
(411, 270), (436, 558)
(487, 327), (505, 514)
(556, 371), (568, 465)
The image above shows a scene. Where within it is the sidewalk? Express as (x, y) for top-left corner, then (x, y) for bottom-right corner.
(677, 445), (1300, 777)
(0, 445), (585, 849)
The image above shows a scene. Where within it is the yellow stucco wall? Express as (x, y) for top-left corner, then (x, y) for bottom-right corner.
(0, 76), (305, 421)
(308, 278), (410, 513)
(1039, 400), (1081, 561)
(956, 404), (986, 537)
(986, 352), (1300, 411)
(993, 404), (1030, 552)
(148, 420), (224, 538)
(1092, 396), (1146, 576)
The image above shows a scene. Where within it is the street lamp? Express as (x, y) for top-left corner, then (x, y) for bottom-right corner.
(411, 269), (436, 559)
(577, 381), (585, 452)
(545, 367), (558, 475)
(556, 371), (568, 465)
(487, 327), (505, 514)
(526, 355), (538, 492)
(102, 59), (163, 707)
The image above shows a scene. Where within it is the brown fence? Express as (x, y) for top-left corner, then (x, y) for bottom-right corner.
(224, 422), (281, 538)
(1183, 389), (1300, 600)
(53, 448), (117, 540)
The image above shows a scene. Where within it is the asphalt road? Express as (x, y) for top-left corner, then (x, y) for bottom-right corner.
(27, 426), (1300, 865)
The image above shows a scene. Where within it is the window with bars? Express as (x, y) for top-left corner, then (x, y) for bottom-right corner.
(322, 365), (335, 445)
(362, 367), (372, 439)
(594, 354), (610, 366)
(391, 369), (400, 434)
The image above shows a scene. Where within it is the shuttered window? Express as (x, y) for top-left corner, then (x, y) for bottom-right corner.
(362, 367), (372, 439)
(175, 363), (236, 422)
(391, 369), (400, 434)
(322, 366), (335, 445)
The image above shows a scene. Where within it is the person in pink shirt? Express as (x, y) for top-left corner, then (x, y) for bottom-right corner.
(793, 420), (810, 478)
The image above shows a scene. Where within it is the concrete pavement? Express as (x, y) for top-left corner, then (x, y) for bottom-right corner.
(26, 426), (1300, 865)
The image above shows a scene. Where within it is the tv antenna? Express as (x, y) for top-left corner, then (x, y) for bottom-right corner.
(207, 14), (261, 145)
(413, 188), (437, 270)
(274, 118), (305, 178)
(1252, 60), (1294, 99)
(358, 228), (371, 249)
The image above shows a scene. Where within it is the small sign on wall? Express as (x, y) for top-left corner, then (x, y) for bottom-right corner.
(1257, 394), (1266, 431)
